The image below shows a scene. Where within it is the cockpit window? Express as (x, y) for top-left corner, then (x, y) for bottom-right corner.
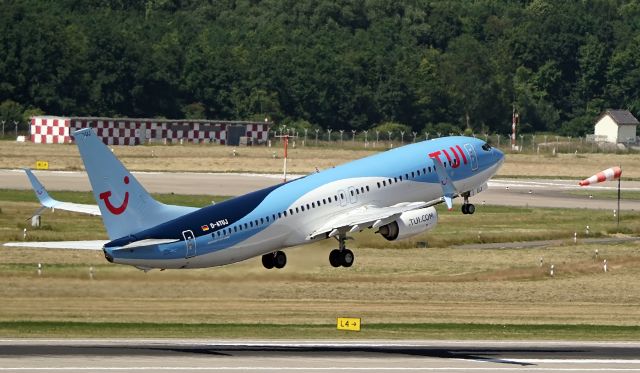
(481, 143), (492, 151)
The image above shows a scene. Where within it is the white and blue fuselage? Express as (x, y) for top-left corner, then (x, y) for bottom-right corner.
(98, 136), (503, 270)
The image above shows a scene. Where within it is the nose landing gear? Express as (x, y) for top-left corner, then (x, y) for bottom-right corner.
(461, 193), (475, 215)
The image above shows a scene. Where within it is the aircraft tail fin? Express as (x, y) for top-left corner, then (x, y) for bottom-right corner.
(72, 128), (196, 240)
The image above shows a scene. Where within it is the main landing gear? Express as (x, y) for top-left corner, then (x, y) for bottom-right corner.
(262, 251), (287, 269)
(329, 233), (354, 268)
(461, 193), (475, 215)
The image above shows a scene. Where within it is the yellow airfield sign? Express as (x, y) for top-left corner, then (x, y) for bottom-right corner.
(337, 317), (361, 331)
(35, 161), (49, 170)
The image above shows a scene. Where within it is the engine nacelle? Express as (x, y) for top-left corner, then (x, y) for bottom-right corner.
(377, 207), (438, 241)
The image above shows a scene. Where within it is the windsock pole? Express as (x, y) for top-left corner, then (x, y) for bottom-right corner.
(617, 171), (621, 231)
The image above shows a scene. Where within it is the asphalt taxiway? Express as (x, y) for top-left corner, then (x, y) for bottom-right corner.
(1, 340), (640, 372)
(1, 169), (639, 210)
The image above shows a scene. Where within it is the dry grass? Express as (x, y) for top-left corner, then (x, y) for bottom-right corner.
(2, 140), (639, 178)
(2, 242), (640, 328)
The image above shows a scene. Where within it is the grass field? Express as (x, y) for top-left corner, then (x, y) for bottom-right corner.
(2, 191), (640, 339)
(2, 140), (639, 179)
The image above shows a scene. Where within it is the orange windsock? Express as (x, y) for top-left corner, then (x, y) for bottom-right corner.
(579, 166), (622, 186)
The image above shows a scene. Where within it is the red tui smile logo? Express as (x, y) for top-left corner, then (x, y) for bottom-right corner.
(99, 176), (130, 215)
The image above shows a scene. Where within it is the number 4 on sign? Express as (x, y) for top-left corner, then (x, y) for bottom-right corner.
(337, 317), (361, 331)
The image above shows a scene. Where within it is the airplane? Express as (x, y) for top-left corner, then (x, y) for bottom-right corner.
(10, 128), (504, 271)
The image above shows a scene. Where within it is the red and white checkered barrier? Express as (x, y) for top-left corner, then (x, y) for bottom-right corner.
(30, 117), (71, 144)
(30, 116), (270, 145)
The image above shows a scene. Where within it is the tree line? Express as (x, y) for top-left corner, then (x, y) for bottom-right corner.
(1, 0), (640, 137)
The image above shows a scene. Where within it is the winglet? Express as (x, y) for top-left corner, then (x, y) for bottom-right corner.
(443, 195), (453, 210)
(23, 168), (57, 208)
(431, 158), (457, 210)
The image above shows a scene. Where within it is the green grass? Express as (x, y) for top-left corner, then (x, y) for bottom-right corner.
(1, 321), (638, 340)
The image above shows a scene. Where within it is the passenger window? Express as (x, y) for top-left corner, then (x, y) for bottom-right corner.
(417, 170), (420, 176)
(301, 206), (305, 212)
(383, 180), (386, 186)
(377, 182), (380, 188)
(366, 186), (370, 192)
(289, 208), (293, 215)
(323, 199), (327, 204)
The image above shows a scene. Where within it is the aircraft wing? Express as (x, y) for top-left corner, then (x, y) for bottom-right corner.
(2, 240), (108, 250)
(24, 169), (101, 216)
(306, 200), (438, 240)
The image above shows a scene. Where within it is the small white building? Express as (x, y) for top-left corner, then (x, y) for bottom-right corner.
(594, 109), (638, 144)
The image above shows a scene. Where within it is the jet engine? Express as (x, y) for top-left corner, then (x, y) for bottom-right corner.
(377, 207), (438, 241)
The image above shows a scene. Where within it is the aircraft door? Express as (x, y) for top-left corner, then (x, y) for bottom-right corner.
(463, 143), (479, 171)
(182, 230), (196, 258)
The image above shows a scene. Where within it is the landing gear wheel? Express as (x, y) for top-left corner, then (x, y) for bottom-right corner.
(461, 204), (469, 214)
(262, 253), (274, 269)
(341, 249), (354, 267)
(466, 203), (475, 215)
(329, 249), (342, 267)
(274, 251), (287, 269)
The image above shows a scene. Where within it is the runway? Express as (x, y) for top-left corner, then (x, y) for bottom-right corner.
(1, 340), (640, 372)
(1, 169), (639, 210)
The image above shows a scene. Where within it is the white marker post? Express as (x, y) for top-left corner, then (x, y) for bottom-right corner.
(550, 264), (554, 277)
(603, 259), (607, 273)
(573, 232), (577, 244)
(37, 263), (42, 276)
(23, 228), (27, 240)
(89, 266), (94, 280)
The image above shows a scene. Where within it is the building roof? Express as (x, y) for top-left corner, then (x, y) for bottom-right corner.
(602, 109), (639, 125)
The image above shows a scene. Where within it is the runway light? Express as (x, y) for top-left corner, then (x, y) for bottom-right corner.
(573, 232), (577, 244)
(603, 259), (607, 273)
(37, 263), (42, 276)
(550, 264), (554, 277)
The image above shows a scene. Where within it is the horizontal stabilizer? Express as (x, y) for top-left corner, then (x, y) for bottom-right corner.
(3, 240), (108, 250)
